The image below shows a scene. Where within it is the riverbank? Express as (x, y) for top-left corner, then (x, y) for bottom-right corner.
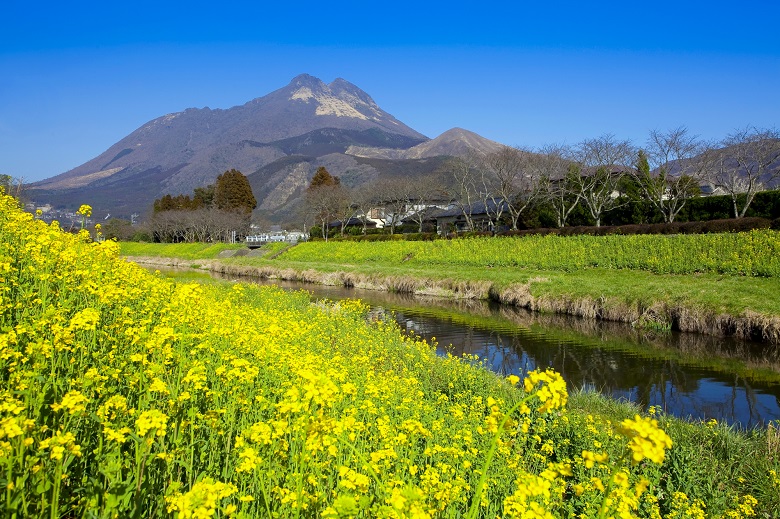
(4, 194), (779, 517)
(122, 237), (780, 345)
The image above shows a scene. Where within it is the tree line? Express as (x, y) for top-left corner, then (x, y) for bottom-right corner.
(303, 126), (780, 237)
(147, 169), (257, 243)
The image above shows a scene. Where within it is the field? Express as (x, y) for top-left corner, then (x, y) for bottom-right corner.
(122, 232), (780, 342)
(3, 192), (779, 518)
(280, 232), (780, 277)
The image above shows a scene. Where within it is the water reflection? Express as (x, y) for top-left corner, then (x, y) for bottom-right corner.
(393, 304), (780, 429)
(167, 269), (780, 428)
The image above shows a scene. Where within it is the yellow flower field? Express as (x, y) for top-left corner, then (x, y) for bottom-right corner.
(0, 190), (773, 517)
(279, 231), (780, 277)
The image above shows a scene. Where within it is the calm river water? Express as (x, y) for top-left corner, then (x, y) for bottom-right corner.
(169, 269), (780, 429)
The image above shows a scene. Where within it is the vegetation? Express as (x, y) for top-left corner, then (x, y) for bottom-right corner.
(214, 169), (257, 214)
(121, 229), (780, 342)
(287, 127), (780, 239)
(304, 167), (349, 240)
(119, 241), (245, 260)
(279, 231), (780, 277)
(148, 169), (256, 243)
(3, 190), (779, 517)
(0, 174), (25, 202)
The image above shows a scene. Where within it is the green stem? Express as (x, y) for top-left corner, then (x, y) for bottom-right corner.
(465, 394), (531, 519)
(596, 469), (618, 519)
(50, 463), (62, 519)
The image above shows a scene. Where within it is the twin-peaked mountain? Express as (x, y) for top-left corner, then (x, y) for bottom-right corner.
(30, 74), (503, 221)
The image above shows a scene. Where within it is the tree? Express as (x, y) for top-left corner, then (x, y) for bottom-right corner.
(573, 135), (635, 226)
(333, 187), (358, 237)
(193, 185), (215, 209)
(351, 183), (380, 235)
(475, 146), (545, 230)
(102, 218), (134, 241)
(214, 169), (257, 214)
(304, 167), (346, 240)
(535, 144), (581, 227)
(703, 126), (780, 218)
(446, 153), (481, 232)
(0, 174), (25, 201)
(632, 127), (705, 223)
(405, 175), (446, 232)
(309, 166), (340, 188)
(0, 174), (11, 195)
(372, 178), (416, 234)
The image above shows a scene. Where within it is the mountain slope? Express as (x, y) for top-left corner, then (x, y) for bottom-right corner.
(346, 127), (504, 160)
(27, 75), (507, 223)
(30, 75), (427, 210)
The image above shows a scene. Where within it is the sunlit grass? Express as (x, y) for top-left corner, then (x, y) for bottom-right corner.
(3, 192), (773, 517)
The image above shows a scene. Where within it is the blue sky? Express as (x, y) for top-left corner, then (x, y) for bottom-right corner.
(2, 0), (778, 182)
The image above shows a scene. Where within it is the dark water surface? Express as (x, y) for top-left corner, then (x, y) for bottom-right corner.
(166, 269), (780, 428)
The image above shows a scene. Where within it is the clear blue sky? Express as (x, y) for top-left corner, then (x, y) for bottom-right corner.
(2, 0), (778, 182)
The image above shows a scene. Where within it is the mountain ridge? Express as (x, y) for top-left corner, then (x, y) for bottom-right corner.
(27, 74), (503, 222)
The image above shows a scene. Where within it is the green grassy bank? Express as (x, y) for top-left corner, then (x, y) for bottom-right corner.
(6, 191), (779, 517)
(121, 233), (780, 344)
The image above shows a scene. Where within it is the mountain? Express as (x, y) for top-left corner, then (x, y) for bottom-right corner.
(27, 74), (501, 222)
(346, 127), (504, 160)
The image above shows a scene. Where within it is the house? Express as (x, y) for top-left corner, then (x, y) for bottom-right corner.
(328, 217), (377, 232)
(363, 196), (451, 229)
(699, 183), (728, 197)
(432, 200), (512, 234)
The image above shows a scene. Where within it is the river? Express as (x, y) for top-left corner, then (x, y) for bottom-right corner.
(164, 269), (780, 429)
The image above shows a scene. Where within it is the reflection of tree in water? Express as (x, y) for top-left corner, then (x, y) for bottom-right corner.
(390, 309), (779, 427)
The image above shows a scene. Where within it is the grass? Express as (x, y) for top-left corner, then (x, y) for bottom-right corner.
(120, 238), (780, 343)
(119, 241), (245, 259)
(3, 192), (779, 517)
(222, 257), (780, 317)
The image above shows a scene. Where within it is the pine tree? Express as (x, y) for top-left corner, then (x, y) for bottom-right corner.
(214, 169), (257, 214)
(308, 167), (340, 189)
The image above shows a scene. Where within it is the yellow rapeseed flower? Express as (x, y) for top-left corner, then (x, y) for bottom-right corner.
(166, 477), (238, 518)
(135, 409), (168, 437)
(617, 414), (673, 465)
(50, 390), (89, 415)
(523, 369), (568, 413)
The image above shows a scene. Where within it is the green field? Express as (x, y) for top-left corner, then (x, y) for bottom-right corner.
(121, 233), (780, 342)
(4, 193), (780, 516)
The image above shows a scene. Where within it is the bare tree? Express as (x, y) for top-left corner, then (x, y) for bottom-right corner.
(146, 207), (250, 243)
(446, 153), (482, 231)
(304, 184), (349, 240)
(372, 178), (418, 234)
(351, 183), (380, 235)
(534, 145), (582, 228)
(405, 175), (448, 232)
(703, 126), (780, 218)
(333, 186), (358, 237)
(573, 134), (635, 226)
(477, 146), (545, 230)
(0, 175), (25, 202)
(633, 127), (705, 223)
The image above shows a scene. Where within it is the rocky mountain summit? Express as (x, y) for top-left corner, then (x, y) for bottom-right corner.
(29, 75), (502, 221)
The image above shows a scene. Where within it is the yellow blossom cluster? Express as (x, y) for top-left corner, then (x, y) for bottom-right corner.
(0, 191), (772, 517)
(616, 415), (674, 465)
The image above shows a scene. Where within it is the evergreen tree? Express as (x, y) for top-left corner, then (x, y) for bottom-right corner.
(153, 194), (175, 213)
(308, 167), (340, 189)
(193, 185), (215, 209)
(214, 169), (257, 214)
